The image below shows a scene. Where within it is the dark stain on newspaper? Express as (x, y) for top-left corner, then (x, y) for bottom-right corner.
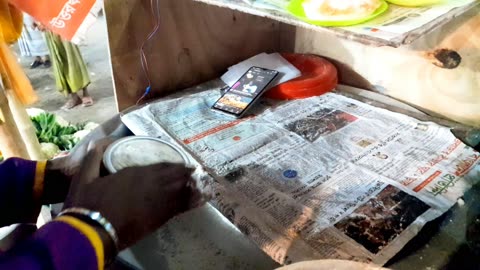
(334, 185), (430, 254)
(286, 109), (358, 142)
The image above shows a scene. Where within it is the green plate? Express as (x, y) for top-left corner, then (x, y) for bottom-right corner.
(287, 0), (389, 27)
(386, 0), (443, 6)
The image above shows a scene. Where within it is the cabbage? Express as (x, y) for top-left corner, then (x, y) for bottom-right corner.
(73, 130), (91, 142)
(26, 108), (46, 118)
(55, 115), (70, 127)
(40, 143), (60, 160)
(28, 109), (69, 127)
(83, 122), (99, 131)
(31, 113), (83, 151)
(30, 112), (97, 152)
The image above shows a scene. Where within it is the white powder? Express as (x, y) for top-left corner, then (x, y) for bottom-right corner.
(109, 139), (186, 172)
(302, 0), (382, 21)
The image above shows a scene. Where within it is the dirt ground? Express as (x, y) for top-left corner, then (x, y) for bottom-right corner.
(16, 15), (117, 125)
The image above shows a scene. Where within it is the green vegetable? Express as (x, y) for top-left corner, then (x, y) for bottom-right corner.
(30, 113), (83, 151)
(40, 143), (60, 160)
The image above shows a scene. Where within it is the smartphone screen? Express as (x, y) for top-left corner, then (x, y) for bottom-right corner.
(212, 67), (279, 117)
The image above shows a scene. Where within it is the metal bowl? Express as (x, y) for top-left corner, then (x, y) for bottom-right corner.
(103, 136), (190, 173)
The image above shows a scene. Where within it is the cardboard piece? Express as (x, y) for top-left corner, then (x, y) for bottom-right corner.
(221, 52), (301, 87)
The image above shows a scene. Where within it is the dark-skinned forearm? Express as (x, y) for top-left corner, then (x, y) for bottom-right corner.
(42, 161), (72, 204)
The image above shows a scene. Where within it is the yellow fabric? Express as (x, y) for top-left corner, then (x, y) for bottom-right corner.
(33, 160), (46, 202)
(56, 216), (105, 270)
(0, 0), (38, 105)
(0, 0), (22, 43)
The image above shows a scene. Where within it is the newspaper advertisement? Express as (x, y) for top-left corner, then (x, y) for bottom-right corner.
(121, 81), (480, 266)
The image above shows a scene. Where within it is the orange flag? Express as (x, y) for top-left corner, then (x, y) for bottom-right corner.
(0, 0), (38, 105)
(0, 0), (22, 43)
(8, 0), (96, 41)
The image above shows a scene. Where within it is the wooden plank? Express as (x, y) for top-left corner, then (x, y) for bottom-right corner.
(192, 0), (478, 47)
(287, 5), (480, 127)
(0, 80), (29, 159)
(104, 0), (479, 125)
(401, 1), (480, 44)
(104, 0), (287, 110)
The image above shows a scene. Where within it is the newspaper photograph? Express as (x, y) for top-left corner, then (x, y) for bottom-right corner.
(121, 81), (480, 266)
(334, 185), (430, 254)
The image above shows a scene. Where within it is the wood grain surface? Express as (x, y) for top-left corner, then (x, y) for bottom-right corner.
(288, 6), (480, 127)
(105, 0), (479, 126)
(104, 0), (290, 110)
(0, 88), (29, 159)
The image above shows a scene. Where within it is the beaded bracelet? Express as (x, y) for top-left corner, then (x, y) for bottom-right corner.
(58, 208), (119, 254)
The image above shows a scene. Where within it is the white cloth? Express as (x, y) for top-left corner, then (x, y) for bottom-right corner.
(18, 13), (49, 57)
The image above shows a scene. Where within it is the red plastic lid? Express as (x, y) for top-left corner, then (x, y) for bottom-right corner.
(265, 53), (338, 100)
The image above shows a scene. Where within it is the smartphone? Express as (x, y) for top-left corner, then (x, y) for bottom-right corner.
(212, 66), (279, 118)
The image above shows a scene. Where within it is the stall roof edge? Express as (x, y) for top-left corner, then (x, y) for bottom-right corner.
(192, 0), (479, 48)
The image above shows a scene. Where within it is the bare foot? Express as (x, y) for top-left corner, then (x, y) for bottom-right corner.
(61, 96), (82, 110)
(82, 96), (94, 107)
(81, 88), (94, 107)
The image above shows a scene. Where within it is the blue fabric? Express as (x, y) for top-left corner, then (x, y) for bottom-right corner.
(0, 158), (38, 227)
(0, 221), (98, 270)
(0, 158), (99, 270)
(18, 13), (49, 57)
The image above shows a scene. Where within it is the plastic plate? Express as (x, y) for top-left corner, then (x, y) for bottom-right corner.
(287, 0), (389, 27)
(386, 0), (444, 7)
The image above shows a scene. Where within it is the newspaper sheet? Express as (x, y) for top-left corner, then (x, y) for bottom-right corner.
(121, 81), (480, 266)
(342, 0), (478, 42)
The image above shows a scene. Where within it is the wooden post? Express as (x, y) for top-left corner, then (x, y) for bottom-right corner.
(5, 89), (45, 160)
(0, 77), (29, 159)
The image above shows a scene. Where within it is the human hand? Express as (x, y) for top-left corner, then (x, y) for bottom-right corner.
(63, 140), (203, 250)
(35, 22), (46, 32)
(43, 116), (131, 204)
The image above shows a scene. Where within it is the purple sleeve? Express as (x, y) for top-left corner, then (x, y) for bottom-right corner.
(0, 158), (41, 227)
(0, 221), (99, 270)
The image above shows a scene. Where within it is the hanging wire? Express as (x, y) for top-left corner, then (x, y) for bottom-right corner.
(136, 0), (161, 105)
